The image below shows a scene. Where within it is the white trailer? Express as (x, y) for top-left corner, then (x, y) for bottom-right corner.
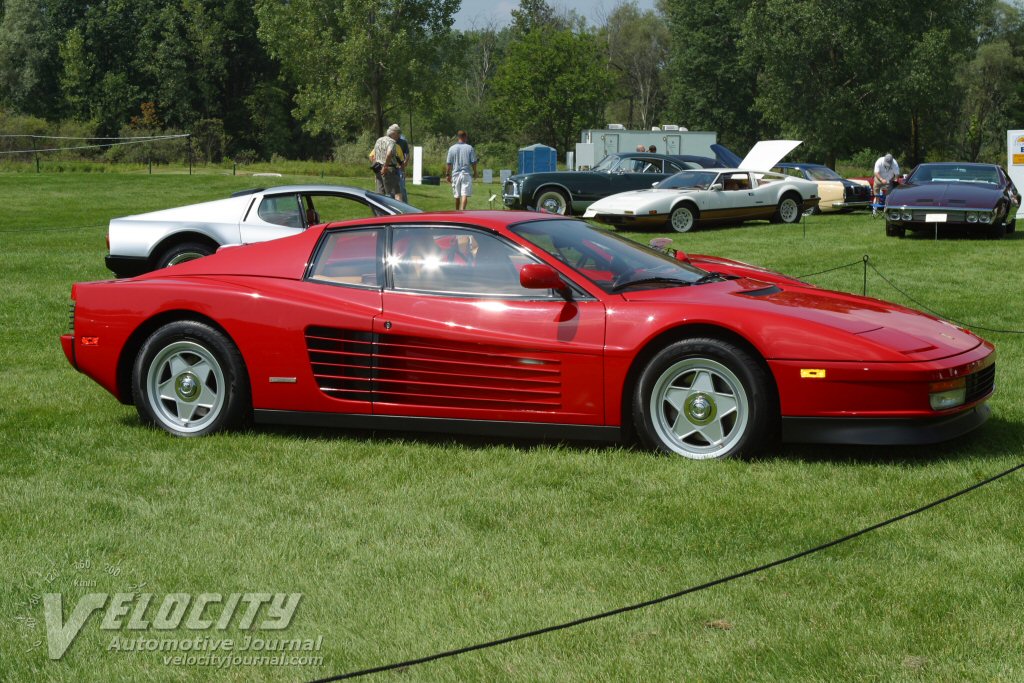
(580, 125), (718, 159)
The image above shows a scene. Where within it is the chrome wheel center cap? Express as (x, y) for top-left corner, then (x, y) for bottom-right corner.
(176, 373), (200, 401)
(685, 393), (716, 425)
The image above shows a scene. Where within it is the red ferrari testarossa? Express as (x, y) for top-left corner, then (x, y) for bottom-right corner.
(62, 211), (994, 460)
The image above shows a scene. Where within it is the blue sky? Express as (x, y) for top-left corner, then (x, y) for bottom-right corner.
(452, 0), (659, 30)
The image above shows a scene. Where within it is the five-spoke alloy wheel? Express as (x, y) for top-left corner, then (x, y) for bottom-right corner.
(133, 321), (249, 436)
(634, 338), (774, 459)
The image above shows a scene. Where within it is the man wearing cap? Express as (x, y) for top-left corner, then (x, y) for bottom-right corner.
(371, 124), (403, 199)
(874, 153), (900, 193)
(445, 130), (478, 210)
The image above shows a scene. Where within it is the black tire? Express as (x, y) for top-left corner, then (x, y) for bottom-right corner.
(885, 221), (905, 238)
(772, 194), (802, 224)
(632, 338), (774, 460)
(668, 204), (696, 233)
(534, 188), (570, 215)
(155, 241), (215, 270)
(132, 321), (250, 437)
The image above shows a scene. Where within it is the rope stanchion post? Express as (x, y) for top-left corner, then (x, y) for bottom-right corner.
(863, 254), (869, 296)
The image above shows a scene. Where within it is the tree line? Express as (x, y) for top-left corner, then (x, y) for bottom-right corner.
(1, 0), (1021, 168)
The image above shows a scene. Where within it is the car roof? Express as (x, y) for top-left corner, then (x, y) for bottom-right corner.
(235, 184), (376, 195)
(321, 210), (564, 231)
(774, 162), (830, 169)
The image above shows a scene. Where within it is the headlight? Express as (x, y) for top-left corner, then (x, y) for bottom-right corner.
(929, 378), (966, 410)
(902, 211), (913, 221)
(888, 209), (902, 221)
(966, 212), (978, 223)
(980, 212), (992, 223)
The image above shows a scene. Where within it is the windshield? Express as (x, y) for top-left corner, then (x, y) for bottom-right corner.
(658, 170), (720, 190)
(803, 166), (843, 181)
(511, 219), (707, 293)
(909, 163), (1000, 185)
(591, 155), (622, 173)
(368, 192), (422, 214)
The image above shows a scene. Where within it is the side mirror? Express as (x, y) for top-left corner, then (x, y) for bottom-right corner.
(652, 181), (660, 188)
(710, 183), (724, 191)
(520, 263), (568, 291)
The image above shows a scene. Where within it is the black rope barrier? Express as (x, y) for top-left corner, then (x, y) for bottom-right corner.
(792, 255), (1024, 335)
(309, 461), (1023, 682)
(794, 258), (864, 280)
(866, 261), (1024, 334)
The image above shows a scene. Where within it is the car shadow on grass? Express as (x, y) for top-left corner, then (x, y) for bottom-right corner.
(759, 415), (1024, 466)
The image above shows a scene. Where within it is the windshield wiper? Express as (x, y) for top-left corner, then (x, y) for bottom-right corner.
(693, 271), (729, 285)
(611, 276), (693, 293)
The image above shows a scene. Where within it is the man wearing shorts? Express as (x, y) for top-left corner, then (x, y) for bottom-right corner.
(445, 130), (478, 210)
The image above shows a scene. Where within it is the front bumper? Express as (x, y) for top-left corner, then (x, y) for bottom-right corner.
(831, 200), (872, 209)
(782, 404), (990, 445)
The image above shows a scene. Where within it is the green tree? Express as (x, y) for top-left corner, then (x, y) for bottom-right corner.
(255, 0), (458, 139)
(955, 41), (1024, 161)
(0, 0), (60, 117)
(601, 2), (669, 130)
(490, 27), (613, 153)
(659, 0), (759, 151)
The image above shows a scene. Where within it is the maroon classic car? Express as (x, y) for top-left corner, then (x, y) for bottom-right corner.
(884, 162), (1020, 238)
(63, 212), (994, 460)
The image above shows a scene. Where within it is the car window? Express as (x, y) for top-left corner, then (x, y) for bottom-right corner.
(665, 160), (685, 173)
(304, 194), (377, 224)
(257, 194), (303, 228)
(390, 227), (543, 297)
(659, 171), (719, 190)
(773, 166), (804, 179)
(721, 173), (752, 191)
(638, 158), (663, 173)
(804, 167), (843, 181)
(308, 228), (382, 287)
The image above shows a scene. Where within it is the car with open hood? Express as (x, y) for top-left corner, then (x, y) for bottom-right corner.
(583, 141), (819, 232)
(64, 211), (994, 460)
(883, 162), (1019, 238)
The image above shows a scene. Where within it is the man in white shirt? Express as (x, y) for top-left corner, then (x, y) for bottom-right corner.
(445, 130), (478, 210)
(874, 153), (900, 191)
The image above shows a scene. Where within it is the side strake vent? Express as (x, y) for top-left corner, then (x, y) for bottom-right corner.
(305, 326), (562, 409)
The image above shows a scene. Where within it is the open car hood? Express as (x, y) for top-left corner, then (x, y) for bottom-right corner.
(739, 140), (802, 171)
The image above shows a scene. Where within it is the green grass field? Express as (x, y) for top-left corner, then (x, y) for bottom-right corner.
(2, 170), (1023, 682)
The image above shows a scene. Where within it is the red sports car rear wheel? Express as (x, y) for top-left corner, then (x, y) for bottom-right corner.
(132, 321), (250, 436)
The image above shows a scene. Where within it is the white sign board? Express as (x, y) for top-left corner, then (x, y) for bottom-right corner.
(482, 169), (493, 184)
(413, 146), (423, 185)
(1008, 131), (1024, 194)
(500, 170), (512, 183)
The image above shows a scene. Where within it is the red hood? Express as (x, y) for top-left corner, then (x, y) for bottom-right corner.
(622, 279), (983, 362)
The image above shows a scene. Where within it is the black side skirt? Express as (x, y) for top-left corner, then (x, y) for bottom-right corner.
(782, 404), (991, 446)
(254, 410), (621, 443)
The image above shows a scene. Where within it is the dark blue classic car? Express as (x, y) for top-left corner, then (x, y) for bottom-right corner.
(884, 162), (1020, 239)
(502, 146), (742, 215)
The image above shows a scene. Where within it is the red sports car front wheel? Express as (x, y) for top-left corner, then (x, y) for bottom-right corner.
(633, 338), (775, 460)
(132, 321), (250, 437)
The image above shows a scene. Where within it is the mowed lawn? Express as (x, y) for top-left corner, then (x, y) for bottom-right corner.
(1, 170), (1023, 682)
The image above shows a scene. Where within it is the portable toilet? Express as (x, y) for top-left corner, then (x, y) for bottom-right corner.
(518, 144), (557, 174)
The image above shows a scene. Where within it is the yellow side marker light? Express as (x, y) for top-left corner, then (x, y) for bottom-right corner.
(800, 369), (826, 379)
